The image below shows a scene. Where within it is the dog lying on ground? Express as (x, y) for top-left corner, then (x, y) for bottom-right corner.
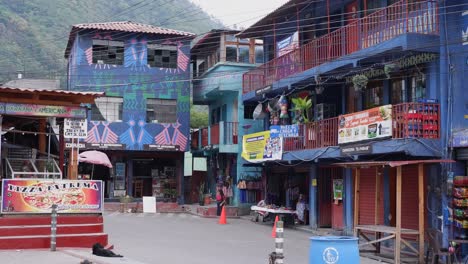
(92, 243), (123, 258)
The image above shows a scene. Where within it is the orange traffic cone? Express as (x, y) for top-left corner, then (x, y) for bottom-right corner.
(218, 206), (227, 225)
(271, 215), (279, 238)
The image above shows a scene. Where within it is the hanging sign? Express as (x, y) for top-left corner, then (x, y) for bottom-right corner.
(1, 179), (103, 214)
(340, 143), (373, 155)
(0, 103), (86, 118)
(241, 130), (282, 163)
(270, 125), (299, 138)
(64, 118), (87, 139)
(338, 105), (392, 144)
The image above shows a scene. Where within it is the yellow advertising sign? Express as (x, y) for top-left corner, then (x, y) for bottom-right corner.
(242, 130), (282, 163)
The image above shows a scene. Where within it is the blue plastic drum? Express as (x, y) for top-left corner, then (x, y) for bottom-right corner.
(309, 236), (359, 264)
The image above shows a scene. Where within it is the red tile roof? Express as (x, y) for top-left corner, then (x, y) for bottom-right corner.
(65, 21), (195, 58)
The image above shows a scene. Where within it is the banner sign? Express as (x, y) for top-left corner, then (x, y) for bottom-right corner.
(277, 31), (299, 57)
(270, 125), (299, 138)
(338, 105), (392, 144)
(1, 179), (103, 214)
(0, 103), (86, 118)
(64, 118), (88, 139)
(333, 179), (343, 200)
(242, 130), (282, 163)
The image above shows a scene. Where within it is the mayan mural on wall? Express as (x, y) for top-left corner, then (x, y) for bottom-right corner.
(69, 33), (191, 151)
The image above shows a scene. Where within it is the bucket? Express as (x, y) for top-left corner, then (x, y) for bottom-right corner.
(309, 236), (359, 264)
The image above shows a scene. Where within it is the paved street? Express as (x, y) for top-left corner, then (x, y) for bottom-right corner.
(0, 212), (383, 263)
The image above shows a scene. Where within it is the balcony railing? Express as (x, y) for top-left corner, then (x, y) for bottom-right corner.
(283, 117), (339, 152)
(193, 122), (239, 149)
(243, 0), (438, 94)
(224, 122), (239, 145)
(281, 102), (440, 152)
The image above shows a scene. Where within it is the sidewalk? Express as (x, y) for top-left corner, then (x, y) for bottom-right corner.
(0, 249), (146, 264)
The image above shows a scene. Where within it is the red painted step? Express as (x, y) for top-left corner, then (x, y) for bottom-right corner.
(0, 233), (108, 250)
(0, 223), (103, 237)
(0, 215), (103, 226)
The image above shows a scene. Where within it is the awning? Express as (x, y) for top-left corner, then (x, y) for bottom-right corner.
(333, 159), (455, 168)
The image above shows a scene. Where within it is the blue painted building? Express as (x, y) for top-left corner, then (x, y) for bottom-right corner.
(238, 0), (467, 259)
(189, 30), (264, 208)
(65, 21), (195, 201)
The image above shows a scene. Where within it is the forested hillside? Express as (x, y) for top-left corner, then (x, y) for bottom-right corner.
(0, 0), (222, 84)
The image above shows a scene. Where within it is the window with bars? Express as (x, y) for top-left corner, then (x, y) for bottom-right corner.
(91, 97), (123, 122)
(147, 44), (178, 68)
(146, 98), (177, 123)
(92, 40), (124, 65)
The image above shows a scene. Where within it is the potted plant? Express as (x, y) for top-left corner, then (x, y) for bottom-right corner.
(352, 74), (368, 92)
(291, 96), (312, 124)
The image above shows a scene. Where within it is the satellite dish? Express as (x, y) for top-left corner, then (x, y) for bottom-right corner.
(252, 103), (266, 120)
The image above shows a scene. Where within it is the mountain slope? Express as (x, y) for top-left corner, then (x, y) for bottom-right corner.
(0, 0), (222, 84)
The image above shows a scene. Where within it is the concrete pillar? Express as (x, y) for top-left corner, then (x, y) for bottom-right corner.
(308, 164), (318, 229)
(343, 168), (354, 235)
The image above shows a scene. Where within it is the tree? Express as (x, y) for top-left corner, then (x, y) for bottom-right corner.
(190, 103), (208, 128)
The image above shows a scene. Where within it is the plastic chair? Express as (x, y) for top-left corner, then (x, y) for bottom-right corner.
(425, 228), (454, 264)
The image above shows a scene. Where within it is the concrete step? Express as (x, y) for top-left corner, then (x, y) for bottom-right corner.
(0, 232), (108, 249)
(0, 223), (103, 237)
(0, 215), (103, 226)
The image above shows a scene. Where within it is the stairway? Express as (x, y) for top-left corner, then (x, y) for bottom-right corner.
(0, 214), (109, 249)
(6, 147), (33, 174)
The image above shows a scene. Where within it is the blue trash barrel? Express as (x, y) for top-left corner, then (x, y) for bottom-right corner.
(309, 236), (359, 264)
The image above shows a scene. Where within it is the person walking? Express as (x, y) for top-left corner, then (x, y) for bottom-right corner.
(216, 189), (225, 216)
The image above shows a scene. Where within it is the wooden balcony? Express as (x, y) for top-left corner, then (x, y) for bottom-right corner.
(243, 0), (439, 94)
(210, 123), (220, 145)
(191, 130), (200, 149)
(282, 102), (440, 152)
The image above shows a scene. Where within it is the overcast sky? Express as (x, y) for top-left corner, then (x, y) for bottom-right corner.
(190, 0), (289, 29)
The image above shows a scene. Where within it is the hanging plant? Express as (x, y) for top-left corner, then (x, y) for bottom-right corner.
(352, 74), (368, 92)
(315, 85), (324, 95)
(384, 63), (398, 79)
(291, 96), (312, 124)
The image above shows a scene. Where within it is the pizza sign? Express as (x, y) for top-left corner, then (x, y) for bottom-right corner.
(1, 179), (103, 214)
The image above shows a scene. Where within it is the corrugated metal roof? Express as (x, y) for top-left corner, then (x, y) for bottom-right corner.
(65, 21), (195, 58)
(237, 0), (310, 38)
(333, 159), (455, 168)
(191, 29), (240, 54)
(0, 86), (104, 97)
